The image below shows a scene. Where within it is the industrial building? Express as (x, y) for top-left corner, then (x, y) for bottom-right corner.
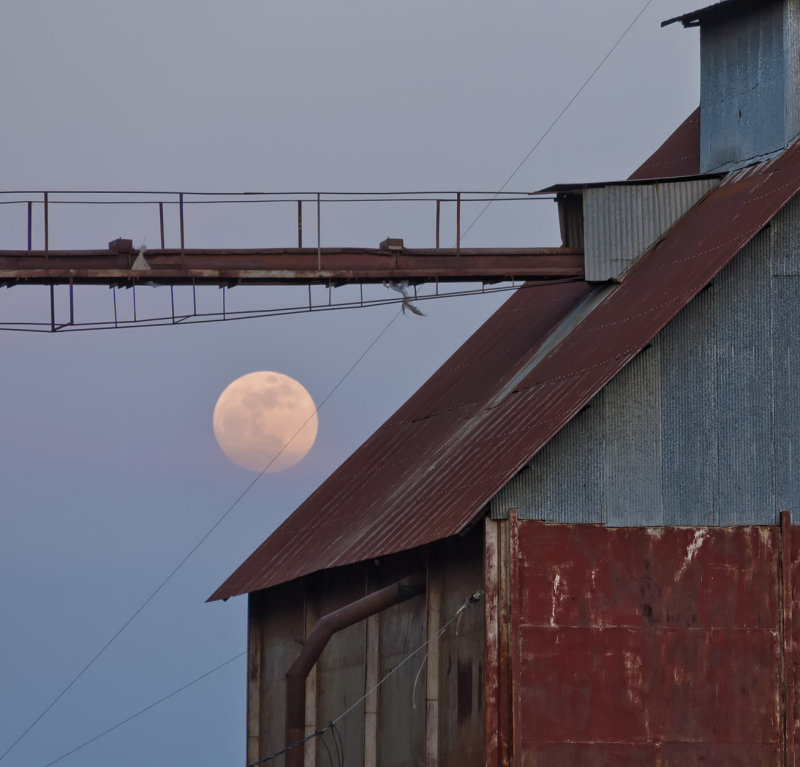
(212, 1), (800, 764)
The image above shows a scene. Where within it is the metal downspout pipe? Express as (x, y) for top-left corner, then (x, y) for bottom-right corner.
(285, 576), (425, 767)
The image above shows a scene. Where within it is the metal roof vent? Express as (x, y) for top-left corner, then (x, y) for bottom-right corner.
(665, 0), (800, 172)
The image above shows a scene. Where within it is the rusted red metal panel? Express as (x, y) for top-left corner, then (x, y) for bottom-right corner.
(521, 743), (778, 767)
(790, 522), (800, 759)
(512, 522), (783, 765)
(211, 122), (800, 603)
(782, 511), (794, 767)
(483, 519), (501, 767)
(517, 524), (779, 630)
(509, 512), (523, 767)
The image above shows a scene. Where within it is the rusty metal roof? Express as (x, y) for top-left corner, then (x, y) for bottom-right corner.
(662, 0), (779, 28)
(629, 108), (700, 180)
(211, 121), (800, 601)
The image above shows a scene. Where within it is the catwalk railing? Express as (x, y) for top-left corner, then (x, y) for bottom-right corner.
(0, 190), (582, 331)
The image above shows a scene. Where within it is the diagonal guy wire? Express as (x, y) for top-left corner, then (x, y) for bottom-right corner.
(460, 0), (655, 242)
(0, 310), (402, 764)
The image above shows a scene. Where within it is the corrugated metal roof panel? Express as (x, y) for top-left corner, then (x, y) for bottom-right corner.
(210, 128), (800, 602)
(629, 108), (701, 180)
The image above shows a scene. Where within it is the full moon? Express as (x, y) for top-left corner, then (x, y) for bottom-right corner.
(213, 371), (319, 472)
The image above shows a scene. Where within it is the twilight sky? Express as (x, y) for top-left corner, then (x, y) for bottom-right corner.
(0, 2), (700, 765)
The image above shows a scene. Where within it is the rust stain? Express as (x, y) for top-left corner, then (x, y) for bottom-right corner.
(674, 529), (709, 581)
(456, 660), (473, 724)
(512, 521), (787, 764)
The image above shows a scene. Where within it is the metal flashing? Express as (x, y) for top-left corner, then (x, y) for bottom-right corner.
(662, 0), (779, 28)
(536, 172), (722, 195)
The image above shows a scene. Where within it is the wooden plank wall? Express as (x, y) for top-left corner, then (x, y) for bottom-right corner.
(248, 530), (486, 767)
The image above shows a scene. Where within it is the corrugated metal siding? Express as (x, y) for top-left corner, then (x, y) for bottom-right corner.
(584, 179), (719, 281)
(489, 398), (606, 524)
(602, 344), (664, 526)
(212, 129), (800, 601)
(787, 0), (800, 142)
(773, 277), (800, 511)
(659, 282), (718, 525)
(700, 0), (798, 171)
(491, 192), (800, 527)
(714, 223), (775, 524)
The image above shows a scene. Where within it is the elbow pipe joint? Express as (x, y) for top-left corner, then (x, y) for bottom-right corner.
(285, 576), (424, 761)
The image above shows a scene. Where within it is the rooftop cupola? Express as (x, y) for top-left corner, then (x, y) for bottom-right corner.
(665, 0), (800, 172)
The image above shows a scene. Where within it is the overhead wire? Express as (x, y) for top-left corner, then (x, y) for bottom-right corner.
(0, 194), (553, 206)
(331, 722), (345, 767)
(39, 652), (246, 767)
(0, 188), (550, 198)
(246, 590), (483, 767)
(5, 4), (655, 760)
(319, 730), (335, 767)
(0, 309), (403, 764)
(460, 0), (656, 242)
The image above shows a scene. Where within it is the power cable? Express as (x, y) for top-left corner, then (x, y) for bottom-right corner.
(331, 722), (345, 767)
(330, 590), (482, 728)
(40, 651), (245, 767)
(319, 731), (335, 767)
(35, 584), (482, 765)
(461, 0), (655, 242)
(0, 5), (650, 751)
(247, 590), (483, 767)
(0, 310), (403, 764)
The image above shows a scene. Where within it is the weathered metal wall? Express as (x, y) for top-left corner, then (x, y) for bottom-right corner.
(373, 558), (427, 767)
(247, 532), (485, 767)
(491, 191), (800, 527)
(583, 179), (719, 281)
(510, 518), (792, 765)
(248, 581), (306, 767)
(435, 534), (485, 767)
(700, 0), (800, 171)
(313, 569), (368, 767)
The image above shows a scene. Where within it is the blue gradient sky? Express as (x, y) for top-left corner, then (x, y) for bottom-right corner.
(0, 2), (699, 765)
